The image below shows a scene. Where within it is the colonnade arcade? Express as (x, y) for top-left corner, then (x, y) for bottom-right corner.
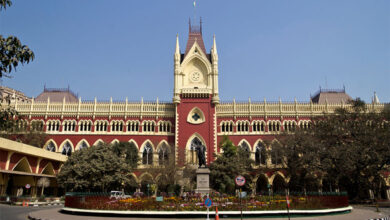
(0, 138), (66, 197)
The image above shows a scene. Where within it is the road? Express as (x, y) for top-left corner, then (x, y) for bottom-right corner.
(1, 204), (389, 220)
(0, 204), (62, 220)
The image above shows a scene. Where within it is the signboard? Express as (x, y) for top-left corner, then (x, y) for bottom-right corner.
(239, 191), (247, 198)
(156, 196), (163, 202)
(235, 175), (246, 186)
(204, 198), (212, 208)
(25, 184), (31, 189)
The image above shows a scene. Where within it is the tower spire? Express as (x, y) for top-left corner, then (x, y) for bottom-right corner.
(175, 34), (180, 55)
(212, 34), (217, 54)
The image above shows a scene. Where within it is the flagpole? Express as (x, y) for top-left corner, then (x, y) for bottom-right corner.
(193, 0), (196, 24)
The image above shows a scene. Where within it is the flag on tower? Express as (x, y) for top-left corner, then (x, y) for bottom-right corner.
(193, 0), (196, 7)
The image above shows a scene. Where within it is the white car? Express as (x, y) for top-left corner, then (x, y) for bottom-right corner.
(110, 191), (131, 199)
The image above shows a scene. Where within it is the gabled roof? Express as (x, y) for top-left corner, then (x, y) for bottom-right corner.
(35, 87), (78, 102)
(183, 19), (209, 60)
(311, 88), (352, 104)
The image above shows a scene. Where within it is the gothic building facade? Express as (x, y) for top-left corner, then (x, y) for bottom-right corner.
(2, 22), (388, 197)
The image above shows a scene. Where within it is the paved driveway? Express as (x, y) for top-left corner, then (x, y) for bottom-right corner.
(0, 204), (61, 220)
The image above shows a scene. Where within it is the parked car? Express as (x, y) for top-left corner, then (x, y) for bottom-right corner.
(110, 191), (131, 199)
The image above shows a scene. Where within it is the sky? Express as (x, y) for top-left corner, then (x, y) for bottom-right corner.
(0, 0), (389, 103)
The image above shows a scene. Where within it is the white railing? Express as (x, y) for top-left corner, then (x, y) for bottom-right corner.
(5, 98), (175, 119)
(216, 99), (386, 117)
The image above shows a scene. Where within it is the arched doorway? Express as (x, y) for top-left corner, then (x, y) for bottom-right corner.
(272, 174), (286, 194)
(156, 175), (169, 195)
(124, 175), (138, 196)
(140, 174), (154, 196)
(256, 175), (268, 195)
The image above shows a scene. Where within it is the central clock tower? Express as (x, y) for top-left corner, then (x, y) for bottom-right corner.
(173, 20), (219, 166)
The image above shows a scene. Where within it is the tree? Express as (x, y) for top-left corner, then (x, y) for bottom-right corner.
(143, 145), (188, 196)
(279, 99), (390, 200)
(37, 177), (50, 196)
(57, 142), (139, 192)
(0, 104), (18, 131)
(1, 0), (35, 78)
(111, 141), (139, 169)
(0, 106), (47, 148)
(210, 136), (254, 194)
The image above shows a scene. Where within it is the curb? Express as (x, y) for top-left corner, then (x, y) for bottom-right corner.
(59, 206), (353, 218)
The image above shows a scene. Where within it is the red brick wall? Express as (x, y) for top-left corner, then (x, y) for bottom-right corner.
(176, 96), (216, 165)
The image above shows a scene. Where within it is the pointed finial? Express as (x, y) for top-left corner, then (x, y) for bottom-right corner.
(373, 91), (380, 104)
(212, 34), (217, 54)
(200, 16), (202, 33)
(175, 34), (180, 54)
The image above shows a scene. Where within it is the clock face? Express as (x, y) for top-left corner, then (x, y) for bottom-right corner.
(190, 72), (201, 82)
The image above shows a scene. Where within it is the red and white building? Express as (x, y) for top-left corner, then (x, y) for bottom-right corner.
(2, 21), (388, 197)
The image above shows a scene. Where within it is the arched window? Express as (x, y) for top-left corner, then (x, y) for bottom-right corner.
(239, 141), (251, 158)
(283, 121), (296, 132)
(158, 121), (171, 133)
(63, 120), (76, 132)
(46, 141), (56, 152)
(127, 121), (139, 132)
(158, 143), (170, 165)
(271, 143), (282, 165)
(111, 121), (124, 132)
(189, 137), (203, 164)
(62, 141), (72, 156)
(237, 121), (249, 132)
(253, 121), (266, 132)
(255, 142), (266, 165)
(79, 120), (92, 131)
(31, 120), (44, 131)
(79, 141), (88, 150)
(268, 121), (281, 132)
(143, 121), (155, 132)
(47, 120), (60, 132)
(220, 121), (234, 133)
(142, 143), (153, 165)
(95, 120), (108, 132)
